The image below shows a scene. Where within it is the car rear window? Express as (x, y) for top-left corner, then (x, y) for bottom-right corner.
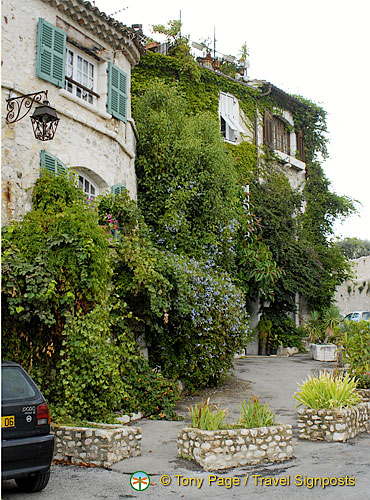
(363, 312), (370, 321)
(1, 366), (37, 402)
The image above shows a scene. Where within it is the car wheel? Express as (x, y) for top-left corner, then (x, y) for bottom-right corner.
(15, 470), (50, 492)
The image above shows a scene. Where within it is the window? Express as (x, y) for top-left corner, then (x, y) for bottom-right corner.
(2, 367), (37, 402)
(36, 18), (128, 122)
(264, 110), (295, 156)
(274, 117), (290, 155)
(65, 46), (97, 104)
(219, 92), (244, 142)
(77, 172), (98, 199)
(40, 150), (67, 175)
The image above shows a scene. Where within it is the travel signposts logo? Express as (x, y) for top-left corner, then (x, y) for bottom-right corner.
(130, 471), (150, 491)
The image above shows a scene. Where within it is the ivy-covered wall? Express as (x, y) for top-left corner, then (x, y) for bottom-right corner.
(132, 50), (355, 341)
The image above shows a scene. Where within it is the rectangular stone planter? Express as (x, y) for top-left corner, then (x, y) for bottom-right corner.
(177, 425), (293, 471)
(51, 423), (142, 468)
(357, 389), (369, 402)
(310, 343), (337, 362)
(297, 403), (369, 442)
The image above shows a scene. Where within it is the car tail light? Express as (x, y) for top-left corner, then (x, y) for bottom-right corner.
(36, 403), (50, 426)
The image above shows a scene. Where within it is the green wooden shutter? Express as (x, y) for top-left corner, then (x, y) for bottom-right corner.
(40, 150), (67, 175)
(36, 18), (66, 87)
(111, 183), (126, 195)
(107, 62), (127, 122)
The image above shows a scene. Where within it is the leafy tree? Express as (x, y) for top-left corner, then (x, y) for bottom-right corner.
(134, 80), (242, 273)
(335, 237), (370, 259)
(152, 19), (182, 42)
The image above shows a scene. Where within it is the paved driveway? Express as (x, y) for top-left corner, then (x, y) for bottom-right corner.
(2, 354), (370, 499)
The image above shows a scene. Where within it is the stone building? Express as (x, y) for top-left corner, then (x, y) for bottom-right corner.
(1, 0), (145, 225)
(334, 256), (370, 315)
(217, 80), (309, 351)
(218, 81), (307, 192)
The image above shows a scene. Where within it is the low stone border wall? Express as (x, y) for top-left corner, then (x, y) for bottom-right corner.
(51, 423), (142, 468)
(297, 403), (369, 442)
(177, 425), (293, 471)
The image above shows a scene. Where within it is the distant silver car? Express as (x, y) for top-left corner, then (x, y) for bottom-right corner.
(343, 311), (370, 322)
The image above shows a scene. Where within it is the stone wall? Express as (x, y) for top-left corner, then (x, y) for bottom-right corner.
(177, 425), (293, 471)
(334, 256), (370, 314)
(297, 403), (369, 442)
(51, 423), (142, 468)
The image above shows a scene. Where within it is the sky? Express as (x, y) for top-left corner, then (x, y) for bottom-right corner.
(94, 0), (369, 240)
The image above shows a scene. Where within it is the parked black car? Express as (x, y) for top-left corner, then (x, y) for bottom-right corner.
(1, 360), (54, 492)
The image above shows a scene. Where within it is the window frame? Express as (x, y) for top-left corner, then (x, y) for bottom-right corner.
(273, 116), (290, 155)
(65, 44), (99, 105)
(76, 171), (99, 200)
(36, 18), (128, 123)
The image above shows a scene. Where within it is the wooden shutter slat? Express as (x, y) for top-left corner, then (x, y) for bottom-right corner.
(107, 62), (127, 122)
(40, 150), (67, 176)
(37, 18), (66, 87)
(111, 183), (126, 195)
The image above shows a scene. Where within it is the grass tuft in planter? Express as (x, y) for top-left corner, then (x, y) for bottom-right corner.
(239, 396), (276, 428)
(293, 371), (361, 410)
(188, 398), (227, 431)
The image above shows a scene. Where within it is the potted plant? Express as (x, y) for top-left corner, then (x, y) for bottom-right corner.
(177, 397), (293, 471)
(294, 371), (369, 442)
(306, 307), (340, 361)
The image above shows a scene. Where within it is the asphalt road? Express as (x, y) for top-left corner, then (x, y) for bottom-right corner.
(2, 354), (370, 500)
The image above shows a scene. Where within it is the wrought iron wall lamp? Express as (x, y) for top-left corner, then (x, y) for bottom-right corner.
(6, 90), (60, 141)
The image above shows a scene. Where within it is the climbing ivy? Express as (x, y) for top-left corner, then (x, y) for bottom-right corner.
(132, 51), (355, 343)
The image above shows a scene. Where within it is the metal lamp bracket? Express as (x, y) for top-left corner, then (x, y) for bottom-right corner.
(6, 90), (49, 124)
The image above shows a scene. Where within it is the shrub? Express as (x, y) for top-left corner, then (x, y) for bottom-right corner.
(334, 320), (370, 389)
(238, 397), (276, 428)
(124, 361), (180, 420)
(293, 372), (361, 409)
(145, 254), (251, 389)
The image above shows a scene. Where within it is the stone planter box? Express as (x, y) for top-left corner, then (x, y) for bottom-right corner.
(357, 389), (370, 402)
(297, 403), (369, 442)
(310, 343), (337, 362)
(51, 423), (142, 468)
(177, 425), (293, 471)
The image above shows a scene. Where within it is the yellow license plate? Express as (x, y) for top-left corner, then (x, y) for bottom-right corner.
(2, 415), (15, 428)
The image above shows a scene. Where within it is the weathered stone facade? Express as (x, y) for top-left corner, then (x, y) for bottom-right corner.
(177, 425), (293, 471)
(2, 0), (144, 225)
(334, 256), (370, 314)
(297, 403), (369, 442)
(51, 423), (142, 468)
